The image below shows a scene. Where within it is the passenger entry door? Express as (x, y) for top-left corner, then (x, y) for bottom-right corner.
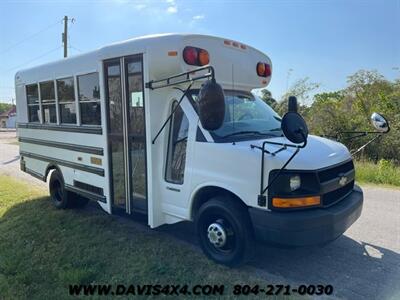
(104, 55), (147, 214)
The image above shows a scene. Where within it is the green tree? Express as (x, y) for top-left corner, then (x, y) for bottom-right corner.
(275, 77), (320, 116)
(259, 89), (277, 107)
(0, 103), (13, 114)
(306, 70), (400, 163)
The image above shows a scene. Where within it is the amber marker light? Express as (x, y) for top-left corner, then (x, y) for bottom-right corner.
(198, 49), (210, 65)
(257, 62), (266, 76)
(257, 62), (272, 77)
(272, 196), (321, 208)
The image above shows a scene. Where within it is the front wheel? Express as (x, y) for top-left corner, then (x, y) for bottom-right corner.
(195, 197), (254, 267)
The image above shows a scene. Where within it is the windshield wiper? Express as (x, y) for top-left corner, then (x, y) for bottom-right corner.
(220, 130), (270, 139)
(269, 127), (282, 131)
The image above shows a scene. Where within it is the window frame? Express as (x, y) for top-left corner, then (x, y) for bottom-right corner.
(39, 80), (57, 124)
(56, 76), (77, 125)
(165, 100), (189, 185)
(26, 83), (40, 123)
(77, 72), (102, 126)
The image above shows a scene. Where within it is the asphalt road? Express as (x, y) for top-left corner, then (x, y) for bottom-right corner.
(1, 130), (399, 299)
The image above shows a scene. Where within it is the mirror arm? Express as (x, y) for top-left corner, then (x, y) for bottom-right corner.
(145, 66), (215, 90)
(333, 130), (388, 142)
(253, 133), (306, 206)
(350, 134), (382, 156)
(250, 144), (273, 155)
(261, 147), (300, 195)
(271, 145), (287, 156)
(151, 82), (193, 144)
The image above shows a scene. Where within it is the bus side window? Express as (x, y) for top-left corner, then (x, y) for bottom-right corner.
(26, 84), (40, 122)
(57, 77), (76, 124)
(39, 81), (56, 124)
(165, 101), (189, 184)
(77, 72), (101, 125)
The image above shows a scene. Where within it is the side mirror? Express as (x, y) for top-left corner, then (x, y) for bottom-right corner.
(198, 79), (225, 131)
(288, 96), (298, 113)
(371, 112), (390, 133)
(281, 96), (308, 144)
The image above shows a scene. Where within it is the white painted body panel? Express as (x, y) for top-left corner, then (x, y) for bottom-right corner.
(15, 33), (352, 229)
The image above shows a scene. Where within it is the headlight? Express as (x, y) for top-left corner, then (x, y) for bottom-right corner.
(289, 175), (301, 191)
(267, 171), (320, 209)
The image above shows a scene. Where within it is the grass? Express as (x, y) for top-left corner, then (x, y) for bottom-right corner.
(0, 175), (281, 300)
(355, 159), (400, 188)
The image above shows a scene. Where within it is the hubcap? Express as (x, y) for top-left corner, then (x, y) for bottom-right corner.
(207, 222), (227, 248)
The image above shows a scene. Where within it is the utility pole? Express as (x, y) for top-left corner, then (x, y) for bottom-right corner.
(286, 68), (293, 91)
(62, 16), (68, 58)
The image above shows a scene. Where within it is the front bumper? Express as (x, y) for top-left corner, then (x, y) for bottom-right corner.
(248, 185), (363, 246)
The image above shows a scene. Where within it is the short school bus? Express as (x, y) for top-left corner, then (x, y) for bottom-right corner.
(16, 34), (364, 266)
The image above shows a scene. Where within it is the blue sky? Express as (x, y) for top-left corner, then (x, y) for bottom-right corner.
(0, 0), (399, 103)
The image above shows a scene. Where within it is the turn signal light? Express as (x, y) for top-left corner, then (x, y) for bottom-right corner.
(272, 196), (320, 208)
(198, 49), (210, 65)
(183, 46), (210, 66)
(257, 62), (272, 77)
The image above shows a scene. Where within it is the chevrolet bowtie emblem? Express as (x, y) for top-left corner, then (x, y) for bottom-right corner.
(339, 176), (348, 186)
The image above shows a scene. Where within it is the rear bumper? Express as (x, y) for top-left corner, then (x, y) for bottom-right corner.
(248, 185), (363, 246)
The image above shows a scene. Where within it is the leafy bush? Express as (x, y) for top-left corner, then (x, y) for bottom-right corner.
(355, 159), (400, 187)
(261, 70), (400, 165)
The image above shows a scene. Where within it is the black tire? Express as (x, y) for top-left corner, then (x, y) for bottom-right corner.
(195, 196), (254, 267)
(49, 170), (71, 209)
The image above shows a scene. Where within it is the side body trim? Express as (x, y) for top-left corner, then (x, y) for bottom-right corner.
(65, 184), (107, 203)
(20, 151), (105, 176)
(19, 137), (104, 155)
(17, 123), (102, 135)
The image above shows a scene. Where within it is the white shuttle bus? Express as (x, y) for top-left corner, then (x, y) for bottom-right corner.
(16, 34), (366, 266)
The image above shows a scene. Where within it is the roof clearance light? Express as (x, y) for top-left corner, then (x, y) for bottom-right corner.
(183, 46), (210, 66)
(257, 62), (272, 77)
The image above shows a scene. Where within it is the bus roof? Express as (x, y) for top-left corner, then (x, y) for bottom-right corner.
(15, 33), (272, 90)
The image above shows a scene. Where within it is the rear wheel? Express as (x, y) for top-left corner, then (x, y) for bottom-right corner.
(195, 196), (254, 267)
(49, 170), (89, 209)
(49, 170), (70, 209)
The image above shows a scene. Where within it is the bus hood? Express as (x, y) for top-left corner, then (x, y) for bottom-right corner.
(244, 134), (351, 170)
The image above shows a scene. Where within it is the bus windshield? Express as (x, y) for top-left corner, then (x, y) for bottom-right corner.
(189, 90), (283, 142)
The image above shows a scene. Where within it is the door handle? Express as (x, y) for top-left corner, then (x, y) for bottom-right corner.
(166, 186), (180, 192)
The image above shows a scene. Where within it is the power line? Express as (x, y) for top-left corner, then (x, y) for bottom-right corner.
(0, 19), (62, 55)
(3, 46), (62, 72)
(69, 44), (83, 53)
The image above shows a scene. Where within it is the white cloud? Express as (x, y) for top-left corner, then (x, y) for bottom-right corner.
(165, 0), (177, 13)
(134, 4), (147, 10)
(166, 6), (178, 14)
(192, 15), (205, 20)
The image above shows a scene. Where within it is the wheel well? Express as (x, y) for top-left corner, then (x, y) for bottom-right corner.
(44, 164), (63, 183)
(191, 186), (248, 220)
